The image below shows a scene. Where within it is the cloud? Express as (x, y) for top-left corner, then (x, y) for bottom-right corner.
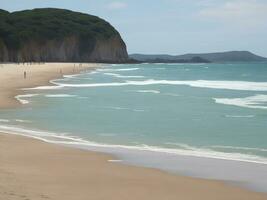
(107, 2), (127, 10)
(199, 0), (267, 27)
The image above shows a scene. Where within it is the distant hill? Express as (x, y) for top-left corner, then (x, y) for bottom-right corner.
(130, 51), (267, 63)
(140, 56), (210, 63)
(0, 8), (129, 63)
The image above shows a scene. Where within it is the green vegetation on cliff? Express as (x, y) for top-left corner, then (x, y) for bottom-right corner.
(0, 8), (128, 62)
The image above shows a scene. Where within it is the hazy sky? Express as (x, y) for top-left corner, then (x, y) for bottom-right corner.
(1, 0), (267, 56)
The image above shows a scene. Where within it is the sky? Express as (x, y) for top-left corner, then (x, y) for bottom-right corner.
(1, 0), (267, 57)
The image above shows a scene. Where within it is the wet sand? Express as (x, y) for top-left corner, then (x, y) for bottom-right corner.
(1, 133), (267, 200)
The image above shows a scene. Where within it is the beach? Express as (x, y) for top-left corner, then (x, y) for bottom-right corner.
(0, 63), (97, 109)
(0, 63), (267, 200)
(1, 133), (267, 200)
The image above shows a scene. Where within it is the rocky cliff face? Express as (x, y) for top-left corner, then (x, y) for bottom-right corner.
(1, 35), (128, 63)
(89, 36), (128, 62)
(0, 8), (129, 63)
(0, 39), (8, 61)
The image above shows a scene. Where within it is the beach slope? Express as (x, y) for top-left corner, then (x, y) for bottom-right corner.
(0, 133), (267, 200)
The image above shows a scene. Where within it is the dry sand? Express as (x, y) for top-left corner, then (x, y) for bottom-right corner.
(0, 62), (266, 200)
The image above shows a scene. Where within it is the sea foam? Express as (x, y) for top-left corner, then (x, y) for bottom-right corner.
(15, 119), (32, 123)
(136, 90), (160, 94)
(224, 115), (255, 118)
(0, 119), (10, 122)
(45, 94), (77, 98)
(15, 94), (39, 104)
(103, 72), (144, 78)
(103, 106), (145, 112)
(97, 68), (140, 72)
(1, 124), (267, 165)
(210, 145), (267, 152)
(28, 79), (267, 91)
(214, 95), (267, 110)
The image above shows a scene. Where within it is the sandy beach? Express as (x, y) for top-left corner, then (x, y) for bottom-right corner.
(0, 63), (267, 200)
(1, 133), (267, 200)
(0, 62), (98, 109)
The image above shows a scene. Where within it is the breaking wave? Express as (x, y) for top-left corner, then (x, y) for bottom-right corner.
(15, 94), (39, 104)
(97, 68), (140, 72)
(214, 95), (267, 110)
(224, 115), (255, 118)
(103, 72), (144, 78)
(136, 90), (160, 94)
(45, 94), (77, 98)
(0, 124), (267, 165)
(26, 79), (267, 91)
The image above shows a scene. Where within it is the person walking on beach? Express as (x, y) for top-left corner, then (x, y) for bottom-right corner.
(24, 71), (27, 79)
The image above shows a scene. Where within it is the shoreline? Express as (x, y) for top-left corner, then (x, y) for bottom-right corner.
(1, 133), (267, 200)
(1, 122), (267, 193)
(0, 62), (98, 109)
(0, 62), (267, 199)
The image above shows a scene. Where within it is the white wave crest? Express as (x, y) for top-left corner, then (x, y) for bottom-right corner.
(97, 68), (140, 72)
(210, 145), (267, 152)
(105, 106), (128, 110)
(15, 119), (32, 123)
(25, 85), (64, 90)
(45, 94), (77, 98)
(0, 119), (10, 122)
(133, 109), (145, 112)
(104, 106), (145, 112)
(224, 115), (255, 118)
(103, 73), (144, 78)
(15, 94), (39, 104)
(1, 124), (267, 165)
(136, 90), (160, 94)
(163, 93), (181, 97)
(63, 74), (80, 79)
(30, 79), (267, 91)
(214, 95), (267, 110)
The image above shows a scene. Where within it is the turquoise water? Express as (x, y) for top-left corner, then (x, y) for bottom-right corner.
(1, 62), (267, 163)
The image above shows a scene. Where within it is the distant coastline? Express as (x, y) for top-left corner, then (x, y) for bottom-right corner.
(130, 51), (267, 63)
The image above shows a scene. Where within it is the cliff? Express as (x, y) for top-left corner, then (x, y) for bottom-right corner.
(0, 8), (128, 63)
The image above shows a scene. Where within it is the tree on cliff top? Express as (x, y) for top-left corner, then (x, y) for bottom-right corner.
(0, 8), (120, 50)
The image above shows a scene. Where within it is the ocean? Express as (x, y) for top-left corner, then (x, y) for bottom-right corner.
(1, 62), (267, 191)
